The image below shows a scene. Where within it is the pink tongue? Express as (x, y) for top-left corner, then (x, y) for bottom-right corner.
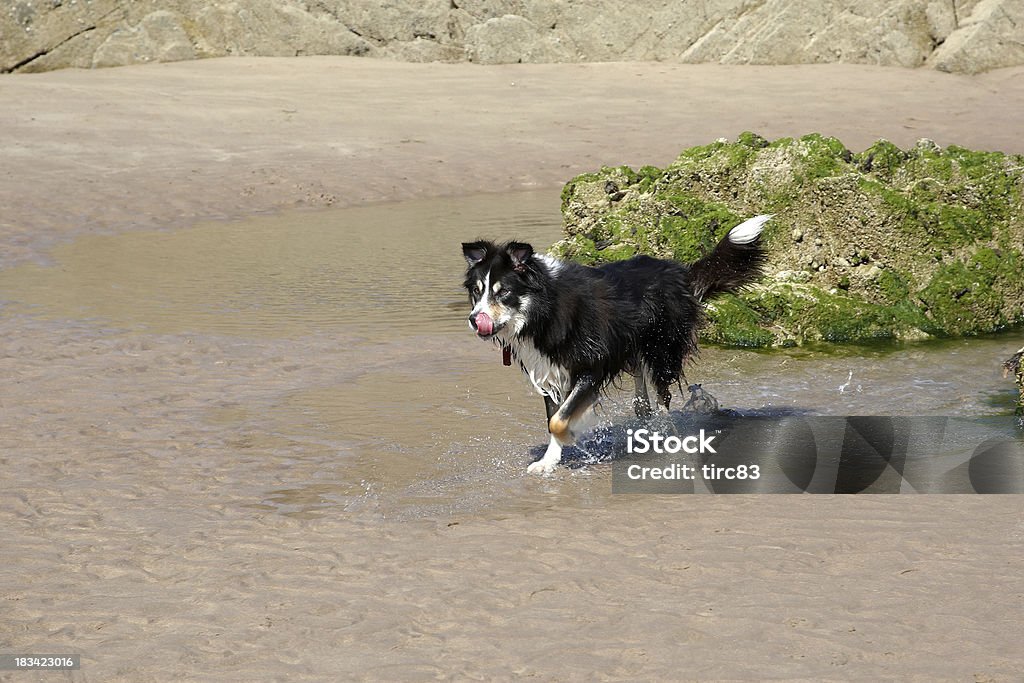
(475, 312), (494, 336)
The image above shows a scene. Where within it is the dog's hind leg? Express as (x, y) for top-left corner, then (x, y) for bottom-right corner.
(655, 379), (673, 412)
(640, 354), (674, 413)
(632, 366), (653, 419)
(528, 375), (599, 474)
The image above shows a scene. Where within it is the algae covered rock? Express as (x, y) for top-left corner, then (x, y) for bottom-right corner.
(1005, 347), (1024, 414)
(556, 133), (1024, 347)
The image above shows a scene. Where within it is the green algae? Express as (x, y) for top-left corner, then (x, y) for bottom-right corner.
(557, 133), (1024, 347)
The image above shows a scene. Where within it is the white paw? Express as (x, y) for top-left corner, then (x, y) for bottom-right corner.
(527, 435), (563, 474)
(527, 459), (556, 475)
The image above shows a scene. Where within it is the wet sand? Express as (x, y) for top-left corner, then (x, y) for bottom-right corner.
(4, 57), (1024, 267)
(2, 57), (1024, 680)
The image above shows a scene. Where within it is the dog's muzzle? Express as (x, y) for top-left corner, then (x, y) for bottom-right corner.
(469, 311), (494, 337)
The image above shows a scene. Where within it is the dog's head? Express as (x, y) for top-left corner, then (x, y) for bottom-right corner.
(461, 240), (535, 340)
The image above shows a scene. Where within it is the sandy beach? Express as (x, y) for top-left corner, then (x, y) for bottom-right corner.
(2, 57), (1024, 681)
(5, 57), (1024, 267)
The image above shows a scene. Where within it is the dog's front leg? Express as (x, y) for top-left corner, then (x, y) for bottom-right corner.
(543, 395), (559, 423)
(527, 375), (598, 474)
(527, 396), (563, 475)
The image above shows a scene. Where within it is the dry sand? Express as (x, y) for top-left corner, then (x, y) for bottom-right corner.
(2, 57), (1024, 681)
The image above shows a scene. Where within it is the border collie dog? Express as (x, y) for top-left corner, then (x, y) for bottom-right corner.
(462, 214), (770, 474)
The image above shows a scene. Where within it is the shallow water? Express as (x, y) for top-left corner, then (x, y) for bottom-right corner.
(1, 190), (1020, 518)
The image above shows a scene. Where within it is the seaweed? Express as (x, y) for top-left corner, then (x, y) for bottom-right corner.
(556, 133), (1024, 347)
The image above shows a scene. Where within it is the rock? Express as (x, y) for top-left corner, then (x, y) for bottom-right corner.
(186, 3), (375, 59)
(1, 1), (378, 73)
(682, 0), (934, 68)
(92, 11), (195, 68)
(1004, 347), (1024, 414)
(3, 0), (1024, 73)
(929, 0), (1024, 74)
(464, 14), (574, 64)
(1, 0), (123, 72)
(555, 133), (1024, 347)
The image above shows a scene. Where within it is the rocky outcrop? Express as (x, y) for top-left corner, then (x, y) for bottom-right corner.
(1, 2), (377, 73)
(556, 134), (1024, 347)
(3, 0), (1023, 74)
(679, 0), (1024, 73)
(929, 0), (1024, 73)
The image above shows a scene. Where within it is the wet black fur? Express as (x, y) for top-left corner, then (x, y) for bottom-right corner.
(462, 231), (765, 408)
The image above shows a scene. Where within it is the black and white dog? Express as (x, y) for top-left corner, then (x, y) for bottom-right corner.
(462, 214), (770, 474)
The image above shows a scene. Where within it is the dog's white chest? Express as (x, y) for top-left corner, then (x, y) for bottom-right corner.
(510, 339), (571, 403)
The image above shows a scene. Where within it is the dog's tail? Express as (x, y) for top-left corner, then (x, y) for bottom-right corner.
(689, 214), (770, 301)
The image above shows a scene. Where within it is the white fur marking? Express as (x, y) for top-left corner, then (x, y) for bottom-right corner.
(536, 254), (565, 276)
(509, 294), (531, 335)
(471, 269), (523, 336)
(507, 336), (571, 403)
(727, 214), (772, 245)
(527, 434), (563, 474)
(471, 271), (491, 316)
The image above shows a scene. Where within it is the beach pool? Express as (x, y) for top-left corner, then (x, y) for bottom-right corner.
(0, 190), (1020, 519)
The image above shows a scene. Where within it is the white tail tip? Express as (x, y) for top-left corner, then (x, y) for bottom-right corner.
(727, 214), (772, 245)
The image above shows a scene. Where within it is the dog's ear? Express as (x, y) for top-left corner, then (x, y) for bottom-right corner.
(507, 242), (534, 270)
(462, 242), (489, 266)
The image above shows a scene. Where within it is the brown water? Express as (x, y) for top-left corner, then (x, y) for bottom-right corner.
(1, 190), (1020, 519)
